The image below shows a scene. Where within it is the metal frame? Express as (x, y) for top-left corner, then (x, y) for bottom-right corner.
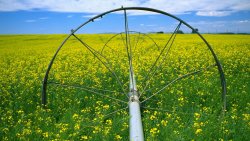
(100, 31), (160, 54)
(42, 7), (227, 141)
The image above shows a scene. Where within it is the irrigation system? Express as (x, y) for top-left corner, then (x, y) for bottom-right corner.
(42, 7), (226, 141)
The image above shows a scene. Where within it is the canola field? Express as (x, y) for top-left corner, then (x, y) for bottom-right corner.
(0, 34), (249, 141)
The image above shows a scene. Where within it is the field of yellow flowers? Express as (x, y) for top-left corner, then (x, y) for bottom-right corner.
(0, 34), (249, 140)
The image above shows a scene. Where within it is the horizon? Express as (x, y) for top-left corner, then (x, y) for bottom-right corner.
(1, 32), (250, 35)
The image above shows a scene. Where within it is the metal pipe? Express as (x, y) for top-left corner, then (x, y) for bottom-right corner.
(128, 65), (144, 141)
(129, 94), (144, 141)
(129, 66), (137, 92)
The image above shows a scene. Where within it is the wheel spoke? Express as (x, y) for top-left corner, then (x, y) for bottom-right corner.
(133, 32), (141, 53)
(141, 64), (217, 103)
(83, 106), (129, 122)
(102, 106), (128, 118)
(72, 34), (127, 96)
(48, 81), (128, 104)
(80, 106), (129, 129)
(120, 33), (130, 54)
(132, 32), (161, 53)
(124, 9), (136, 92)
(48, 81), (124, 94)
(101, 33), (122, 54)
(140, 22), (182, 96)
(141, 106), (194, 115)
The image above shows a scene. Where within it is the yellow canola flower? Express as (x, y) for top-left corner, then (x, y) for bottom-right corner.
(17, 110), (24, 115)
(194, 112), (201, 120)
(143, 109), (150, 114)
(103, 126), (111, 135)
(92, 126), (101, 134)
(103, 104), (110, 109)
(195, 128), (202, 135)
(36, 128), (42, 134)
(150, 127), (160, 136)
(194, 122), (199, 128)
(81, 135), (88, 140)
(43, 132), (49, 138)
(72, 113), (79, 120)
(22, 128), (32, 135)
(161, 120), (168, 126)
(242, 113), (250, 121)
(115, 134), (122, 140)
(106, 119), (112, 125)
(74, 123), (80, 130)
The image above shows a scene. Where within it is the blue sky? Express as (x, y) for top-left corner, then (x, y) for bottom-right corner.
(0, 0), (250, 34)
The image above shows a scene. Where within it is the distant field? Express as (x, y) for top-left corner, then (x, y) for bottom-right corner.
(0, 34), (249, 140)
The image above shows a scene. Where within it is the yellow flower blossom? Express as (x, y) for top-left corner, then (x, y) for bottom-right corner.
(115, 134), (122, 140)
(103, 104), (110, 109)
(81, 135), (88, 140)
(161, 120), (168, 126)
(195, 128), (202, 135)
(43, 132), (49, 138)
(74, 123), (80, 130)
(150, 127), (160, 136)
(106, 119), (112, 125)
(150, 115), (156, 120)
(72, 113), (79, 120)
(242, 113), (250, 121)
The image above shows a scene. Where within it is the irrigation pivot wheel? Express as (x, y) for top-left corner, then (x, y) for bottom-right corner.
(42, 7), (226, 141)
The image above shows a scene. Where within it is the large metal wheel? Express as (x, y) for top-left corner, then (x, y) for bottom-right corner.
(42, 7), (226, 140)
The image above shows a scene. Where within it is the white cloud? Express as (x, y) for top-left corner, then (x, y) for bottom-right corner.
(0, 0), (250, 17)
(239, 20), (249, 23)
(146, 24), (157, 27)
(39, 17), (49, 20)
(186, 20), (250, 33)
(25, 19), (36, 23)
(189, 20), (250, 26)
(67, 15), (73, 18)
(139, 23), (157, 27)
(196, 11), (233, 17)
(82, 14), (98, 18)
(25, 17), (48, 23)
